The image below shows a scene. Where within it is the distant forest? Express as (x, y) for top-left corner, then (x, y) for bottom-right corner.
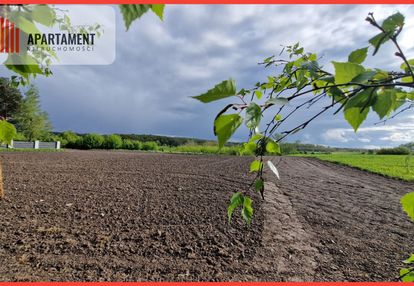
(53, 131), (374, 154)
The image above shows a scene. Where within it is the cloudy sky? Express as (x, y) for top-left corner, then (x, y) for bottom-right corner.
(6, 5), (414, 148)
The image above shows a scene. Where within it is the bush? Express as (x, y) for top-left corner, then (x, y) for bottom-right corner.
(168, 144), (241, 155)
(222, 146), (240, 155)
(13, 132), (27, 141)
(280, 143), (299, 155)
(122, 139), (143, 150)
(122, 139), (135, 150)
(377, 147), (410, 155)
(60, 130), (80, 148)
(141, 141), (159, 151)
(103, 134), (123, 149)
(80, 133), (104, 149)
(132, 140), (143, 150)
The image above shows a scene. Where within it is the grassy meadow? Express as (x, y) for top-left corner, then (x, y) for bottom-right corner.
(299, 152), (414, 181)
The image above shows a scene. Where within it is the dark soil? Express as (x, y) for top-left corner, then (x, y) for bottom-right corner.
(0, 150), (413, 281)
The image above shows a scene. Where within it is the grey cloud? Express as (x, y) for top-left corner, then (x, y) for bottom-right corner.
(4, 4), (412, 146)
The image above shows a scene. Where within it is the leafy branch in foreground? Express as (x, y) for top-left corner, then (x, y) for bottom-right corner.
(119, 4), (164, 30)
(194, 12), (414, 226)
(401, 193), (414, 281)
(194, 11), (414, 281)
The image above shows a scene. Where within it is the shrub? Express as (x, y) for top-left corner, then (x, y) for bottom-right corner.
(13, 132), (27, 141)
(222, 146), (240, 155)
(60, 130), (80, 148)
(132, 140), (143, 150)
(80, 133), (104, 149)
(38, 132), (58, 142)
(141, 141), (159, 151)
(377, 147), (410, 155)
(169, 144), (240, 155)
(122, 139), (135, 150)
(122, 139), (143, 150)
(280, 143), (299, 155)
(103, 134), (123, 149)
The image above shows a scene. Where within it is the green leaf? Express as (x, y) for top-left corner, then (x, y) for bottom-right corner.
(4, 54), (44, 79)
(254, 90), (263, 100)
(254, 179), (264, 193)
(344, 106), (369, 132)
(266, 97), (289, 106)
(343, 89), (374, 132)
(301, 61), (319, 78)
(9, 12), (42, 35)
(407, 92), (414, 101)
(193, 79), (236, 103)
(266, 140), (281, 155)
(402, 76), (413, 83)
(351, 70), (377, 83)
(400, 268), (414, 282)
(348, 47), (368, 64)
(400, 59), (414, 73)
(403, 254), (414, 264)
(245, 103), (262, 129)
(214, 114), (243, 148)
(242, 196), (253, 224)
(295, 47), (304, 55)
(332, 61), (365, 85)
(250, 160), (263, 172)
(0, 120), (17, 145)
(382, 12), (404, 32)
(150, 4), (165, 21)
(275, 114), (282, 121)
(243, 141), (256, 154)
(319, 76), (335, 84)
(267, 161), (280, 179)
(250, 134), (263, 142)
(238, 88), (248, 96)
(373, 89), (396, 119)
(401, 192), (414, 222)
(369, 33), (390, 56)
(119, 4), (152, 30)
(346, 88), (376, 109)
(308, 53), (317, 61)
(328, 87), (345, 103)
(32, 5), (56, 27)
(227, 192), (244, 222)
(373, 69), (389, 80)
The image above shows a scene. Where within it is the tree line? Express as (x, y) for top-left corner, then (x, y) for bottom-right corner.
(0, 77), (51, 142)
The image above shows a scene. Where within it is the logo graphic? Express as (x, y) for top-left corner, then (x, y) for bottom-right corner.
(0, 17), (20, 54)
(0, 6), (115, 65)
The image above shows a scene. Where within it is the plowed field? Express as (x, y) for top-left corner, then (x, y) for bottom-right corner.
(0, 151), (413, 281)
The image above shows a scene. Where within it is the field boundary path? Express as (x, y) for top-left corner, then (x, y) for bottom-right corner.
(252, 181), (320, 281)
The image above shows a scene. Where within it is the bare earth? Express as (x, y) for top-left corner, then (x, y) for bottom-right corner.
(0, 150), (413, 281)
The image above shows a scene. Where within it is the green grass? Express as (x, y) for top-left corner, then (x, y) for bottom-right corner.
(298, 152), (414, 181)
